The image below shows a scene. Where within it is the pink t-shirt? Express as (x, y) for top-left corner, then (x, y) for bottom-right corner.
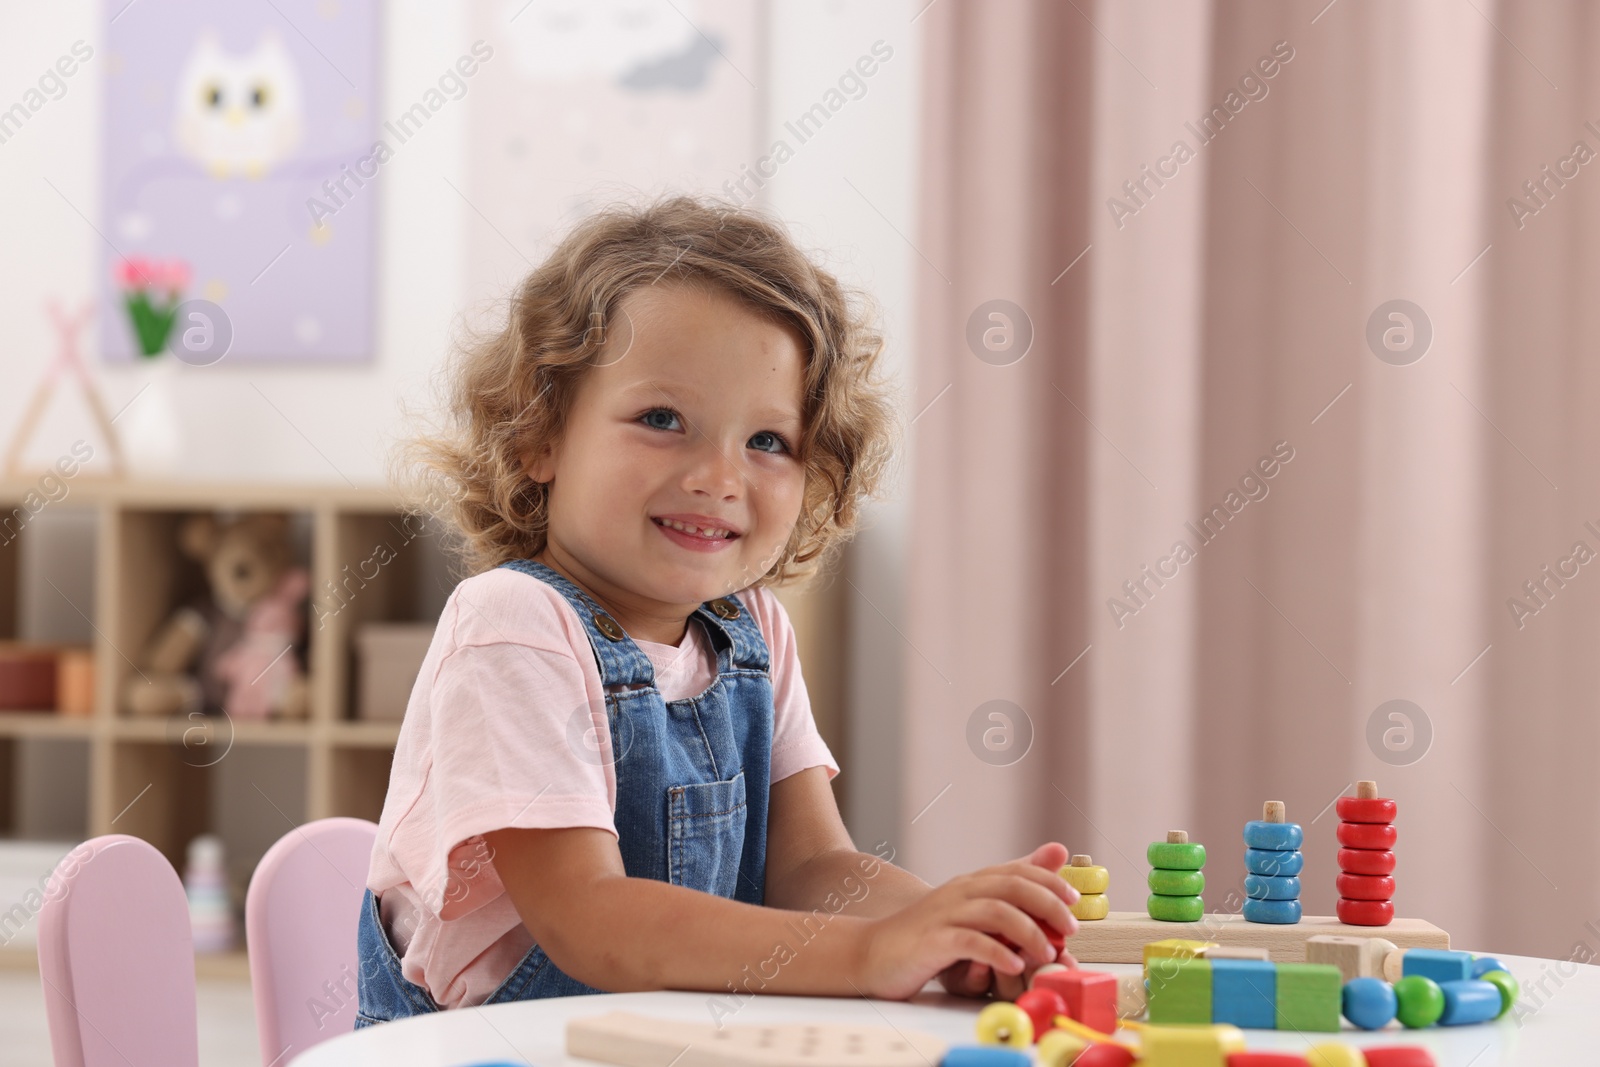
(365, 565), (839, 1010)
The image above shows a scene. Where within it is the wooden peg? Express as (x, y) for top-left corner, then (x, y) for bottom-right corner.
(1356, 780), (1378, 799)
(1168, 830), (1188, 844)
(1264, 801), (1286, 823)
(1072, 854), (1094, 867)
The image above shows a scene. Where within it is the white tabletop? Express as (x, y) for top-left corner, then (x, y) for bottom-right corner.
(291, 953), (1596, 1066)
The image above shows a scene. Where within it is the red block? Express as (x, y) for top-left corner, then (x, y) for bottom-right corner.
(1074, 1042), (1138, 1067)
(1337, 897), (1395, 926)
(1338, 847), (1396, 876)
(1335, 795), (1397, 823)
(1336, 873), (1396, 901)
(1226, 1054), (1311, 1066)
(1033, 968), (1118, 1035)
(1336, 821), (1397, 850)
(1362, 1047), (1437, 1067)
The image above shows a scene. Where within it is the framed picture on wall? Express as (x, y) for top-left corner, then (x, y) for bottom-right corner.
(101, 0), (381, 364)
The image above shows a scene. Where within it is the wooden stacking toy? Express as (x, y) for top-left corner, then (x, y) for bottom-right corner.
(1242, 800), (1303, 925)
(1147, 831), (1205, 922)
(1062, 854), (1110, 921)
(1336, 780), (1397, 926)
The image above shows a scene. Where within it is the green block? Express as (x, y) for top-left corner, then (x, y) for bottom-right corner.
(1275, 962), (1341, 1032)
(1147, 957), (1212, 1024)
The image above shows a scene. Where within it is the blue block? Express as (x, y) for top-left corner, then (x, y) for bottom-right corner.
(1245, 874), (1301, 901)
(1342, 976), (1398, 1030)
(1243, 820), (1304, 850)
(941, 1048), (1031, 1067)
(1472, 955), (1508, 979)
(1438, 979), (1502, 1025)
(1242, 897), (1302, 924)
(1403, 949), (1474, 985)
(1211, 958), (1277, 1029)
(1245, 847), (1304, 876)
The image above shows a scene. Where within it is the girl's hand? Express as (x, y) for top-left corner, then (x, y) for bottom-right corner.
(852, 842), (1078, 1001)
(937, 842), (1080, 1001)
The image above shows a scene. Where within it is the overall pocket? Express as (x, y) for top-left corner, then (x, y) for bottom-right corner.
(667, 770), (748, 899)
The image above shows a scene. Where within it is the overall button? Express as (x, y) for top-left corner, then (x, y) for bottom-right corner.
(709, 597), (741, 620)
(593, 612), (625, 641)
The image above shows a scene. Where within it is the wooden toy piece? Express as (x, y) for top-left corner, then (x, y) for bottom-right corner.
(1361, 1049), (1439, 1067)
(1137, 1021), (1246, 1066)
(1273, 963), (1342, 1032)
(1245, 848), (1304, 877)
(1241, 898), (1301, 924)
(1199, 944), (1270, 961)
(1393, 975), (1445, 1028)
(1334, 898), (1393, 927)
(1147, 831), (1207, 870)
(1477, 969), (1518, 1018)
(1064, 854), (1110, 893)
(1034, 969), (1119, 1035)
(1035, 1030), (1089, 1067)
(1224, 1055), (1315, 1066)
(1382, 944), (1406, 983)
(1336, 848), (1394, 876)
(1072, 1042), (1138, 1067)
(1305, 935), (1393, 983)
(1244, 874), (1300, 901)
(1335, 780), (1397, 823)
(1015, 987), (1067, 1040)
(1306, 1045), (1365, 1067)
(1117, 972), (1148, 1018)
(1341, 976), (1399, 1030)
(1030, 962), (1070, 987)
(1400, 948), (1474, 985)
(1470, 955), (1507, 978)
(565, 1011), (949, 1067)
(1144, 938), (1217, 969)
(941, 1049), (1031, 1067)
(1149, 869), (1206, 896)
(1149, 894), (1205, 922)
(1335, 822), (1396, 850)
(1242, 801), (1304, 851)
(1210, 958), (1276, 1030)
(976, 1002), (1034, 1047)
(1335, 873), (1395, 900)
(1146, 957), (1211, 1024)
(1437, 979), (1501, 1025)
(1074, 893), (1111, 921)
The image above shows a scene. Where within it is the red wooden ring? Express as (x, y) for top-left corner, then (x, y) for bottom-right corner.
(1337, 897), (1395, 926)
(1336, 795), (1397, 824)
(1336, 872), (1396, 900)
(1337, 821), (1397, 850)
(1338, 847), (1396, 876)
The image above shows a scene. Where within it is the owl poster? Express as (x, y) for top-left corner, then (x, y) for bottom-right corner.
(102, 0), (380, 363)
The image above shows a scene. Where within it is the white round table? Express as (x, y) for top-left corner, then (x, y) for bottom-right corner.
(291, 953), (1595, 1066)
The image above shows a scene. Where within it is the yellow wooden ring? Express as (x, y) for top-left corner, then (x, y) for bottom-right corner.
(975, 1001), (1033, 1047)
(1060, 864), (1109, 894)
(1071, 893), (1110, 921)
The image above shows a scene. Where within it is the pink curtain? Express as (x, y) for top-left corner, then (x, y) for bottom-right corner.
(904, 0), (1599, 960)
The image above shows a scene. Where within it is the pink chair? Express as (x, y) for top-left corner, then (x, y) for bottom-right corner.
(246, 816), (377, 1066)
(37, 834), (200, 1067)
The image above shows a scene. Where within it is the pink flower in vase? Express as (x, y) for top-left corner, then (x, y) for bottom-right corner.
(114, 255), (191, 357)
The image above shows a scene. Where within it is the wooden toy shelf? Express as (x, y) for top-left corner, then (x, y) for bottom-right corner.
(0, 477), (441, 881)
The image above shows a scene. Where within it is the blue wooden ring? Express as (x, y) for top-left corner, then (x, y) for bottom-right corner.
(1242, 897), (1302, 924)
(1242, 820), (1304, 850)
(1244, 847), (1304, 876)
(1244, 873), (1301, 901)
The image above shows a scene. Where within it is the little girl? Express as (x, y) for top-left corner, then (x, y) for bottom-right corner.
(356, 195), (1078, 1025)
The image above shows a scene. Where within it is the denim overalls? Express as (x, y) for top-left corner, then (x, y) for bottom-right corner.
(354, 557), (774, 1024)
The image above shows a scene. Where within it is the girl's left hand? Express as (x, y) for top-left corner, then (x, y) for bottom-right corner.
(935, 841), (1078, 1000)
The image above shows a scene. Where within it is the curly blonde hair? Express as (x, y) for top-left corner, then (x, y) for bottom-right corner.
(396, 194), (902, 588)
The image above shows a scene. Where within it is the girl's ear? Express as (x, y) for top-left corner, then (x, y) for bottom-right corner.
(524, 439), (556, 484)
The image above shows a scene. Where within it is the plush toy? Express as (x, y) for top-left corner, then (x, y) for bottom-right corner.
(124, 512), (310, 720)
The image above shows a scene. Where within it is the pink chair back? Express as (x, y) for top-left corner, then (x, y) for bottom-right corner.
(246, 817), (378, 1065)
(37, 834), (200, 1067)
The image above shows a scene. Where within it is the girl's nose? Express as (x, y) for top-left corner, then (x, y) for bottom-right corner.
(683, 439), (744, 498)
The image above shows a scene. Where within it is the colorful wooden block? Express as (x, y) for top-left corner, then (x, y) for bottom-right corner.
(1137, 1022), (1245, 1066)
(1146, 957), (1211, 1024)
(1148, 894), (1205, 922)
(1274, 963), (1342, 1032)
(1400, 948), (1473, 985)
(1305, 934), (1393, 983)
(943, 1049), (1031, 1067)
(1245, 874), (1301, 901)
(1341, 976), (1398, 1030)
(1210, 958), (1277, 1030)
(1062, 855), (1110, 894)
(1336, 847), (1395, 876)
(1245, 847), (1304, 877)
(1034, 968), (1118, 1035)
(1242, 898), (1301, 924)
(1145, 938), (1217, 970)
(1437, 979), (1500, 1026)
(1149, 868), (1206, 895)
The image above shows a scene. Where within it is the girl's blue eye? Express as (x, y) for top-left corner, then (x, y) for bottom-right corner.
(749, 431), (789, 455)
(641, 408), (680, 431)
(640, 408), (792, 455)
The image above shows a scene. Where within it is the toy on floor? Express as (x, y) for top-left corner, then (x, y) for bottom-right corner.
(565, 1010), (948, 1066)
(1147, 831), (1205, 923)
(1336, 780), (1396, 927)
(1243, 801), (1303, 925)
(1062, 854), (1110, 921)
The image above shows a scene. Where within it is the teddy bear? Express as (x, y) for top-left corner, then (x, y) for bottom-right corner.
(124, 512), (310, 720)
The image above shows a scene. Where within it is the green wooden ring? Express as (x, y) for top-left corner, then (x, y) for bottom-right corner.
(1146, 893), (1204, 922)
(1146, 841), (1206, 870)
(1147, 868), (1205, 895)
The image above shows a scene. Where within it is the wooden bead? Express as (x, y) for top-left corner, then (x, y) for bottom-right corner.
(1147, 840), (1206, 870)
(1437, 979), (1501, 1026)
(1061, 858), (1109, 895)
(1337, 847), (1395, 876)
(1071, 1043), (1136, 1067)
(1244, 873), (1301, 900)
(1035, 1030), (1089, 1067)
(1470, 955), (1507, 978)
(1071, 893), (1110, 921)
(1242, 897), (1301, 924)
(1015, 988), (1066, 1040)
(1242, 820), (1304, 851)
(1342, 975), (1398, 1029)
(976, 1001), (1034, 1047)
(1336, 822), (1397, 850)
(1336, 794), (1397, 824)
(1308, 1044), (1366, 1067)
(1335, 873), (1395, 901)
(1147, 893), (1204, 922)
(1245, 847), (1304, 876)
(1393, 975), (1444, 1028)
(1226, 1056), (1318, 1066)
(1362, 1049), (1440, 1067)
(1147, 868), (1204, 896)
(1478, 969), (1518, 1018)
(1336, 897), (1394, 926)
